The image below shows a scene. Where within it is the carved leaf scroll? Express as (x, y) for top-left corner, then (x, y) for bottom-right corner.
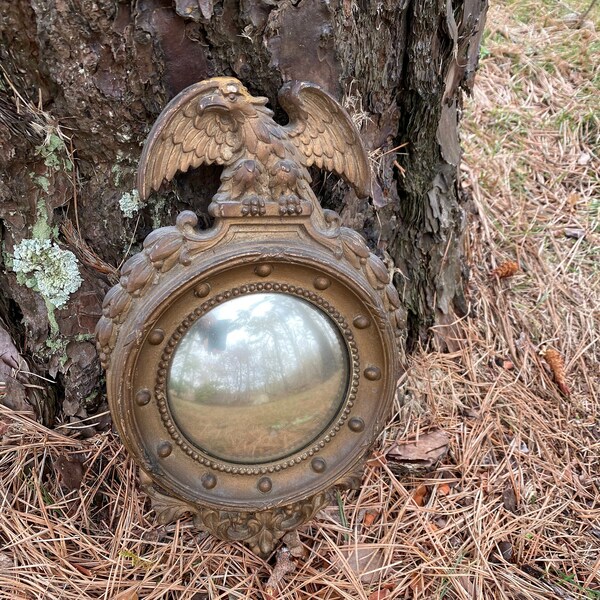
(338, 227), (404, 339)
(141, 472), (334, 557)
(96, 211), (221, 369)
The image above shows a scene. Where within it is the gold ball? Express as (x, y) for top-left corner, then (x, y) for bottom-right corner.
(311, 458), (327, 473)
(201, 473), (217, 489)
(257, 477), (272, 493)
(194, 283), (211, 298)
(157, 441), (172, 458)
(364, 366), (381, 381)
(148, 329), (165, 345)
(348, 417), (365, 432)
(353, 315), (371, 329)
(314, 276), (331, 290)
(254, 264), (272, 277)
(135, 389), (151, 406)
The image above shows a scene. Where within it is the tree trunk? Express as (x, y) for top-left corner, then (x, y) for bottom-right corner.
(0, 0), (487, 425)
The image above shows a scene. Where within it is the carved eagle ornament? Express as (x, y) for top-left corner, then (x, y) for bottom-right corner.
(137, 77), (370, 214)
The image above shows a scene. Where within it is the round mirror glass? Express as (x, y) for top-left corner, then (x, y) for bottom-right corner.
(167, 293), (349, 463)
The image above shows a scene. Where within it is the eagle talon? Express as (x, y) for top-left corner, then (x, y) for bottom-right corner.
(278, 195), (302, 216)
(241, 196), (266, 217)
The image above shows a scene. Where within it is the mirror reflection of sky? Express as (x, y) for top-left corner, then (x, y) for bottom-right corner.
(167, 293), (349, 463)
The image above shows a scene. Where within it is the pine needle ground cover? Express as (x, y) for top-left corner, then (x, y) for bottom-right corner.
(1, 1), (598, 598)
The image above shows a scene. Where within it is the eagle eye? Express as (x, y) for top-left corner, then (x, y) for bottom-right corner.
(228, 93), (237, 102)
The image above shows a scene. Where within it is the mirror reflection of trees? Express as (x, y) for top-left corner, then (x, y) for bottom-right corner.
(167, 293), (349, 463)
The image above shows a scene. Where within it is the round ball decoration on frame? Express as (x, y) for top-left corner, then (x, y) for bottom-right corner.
(96, 77), (403, 557)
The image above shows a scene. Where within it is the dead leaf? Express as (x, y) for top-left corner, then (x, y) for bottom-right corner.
(367, 451), (387, 468)
(198, 0), (214, 20)
(457, 576), (475, 596)
(368, 590), (391, 600)
(413, 485), (429, 507)
(282, 530), (306, 558)
(0, 551), (12, 569)
(54, 454), (85, 492)
(462, 405), (481, 419)
(566, 192), (580, 208)
(388, 430), (449, 471)
(363, 510), (379, 527)
(502, 484), (518, 513)
(577, 152), (591, 165)
(113, 589), (139, 600)
(370, 178), (389, 209)
(490, 540), (513, 563)
(264, 547), (295, 598)
(340, 545), (387, 584)
(438, 483), (451, 496)
(0, 325), (20, 371)
(0, 377), (35, 415)
(409, 573), (425, 596)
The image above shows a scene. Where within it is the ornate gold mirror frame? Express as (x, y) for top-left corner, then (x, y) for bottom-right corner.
(96, 77), (402, 557)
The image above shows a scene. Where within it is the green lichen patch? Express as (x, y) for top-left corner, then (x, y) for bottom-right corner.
(111, 151), (137, 187)
(30, 195), (57, 242)
(119, 189), (143, 218)
(33, 175), (51, 193)
(35, 133), (73, 172)
(12, 239), (82, 309)
(44, 334), (69, 365)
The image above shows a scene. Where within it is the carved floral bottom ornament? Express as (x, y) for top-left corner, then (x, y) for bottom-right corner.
(96, 77), (401, 557)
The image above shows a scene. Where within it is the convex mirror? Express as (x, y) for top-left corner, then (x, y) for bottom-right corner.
(96, 77), (402, 557)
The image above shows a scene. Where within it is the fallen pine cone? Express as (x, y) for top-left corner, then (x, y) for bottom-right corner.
(490, 261), (519, 279)
(540, 347), (570, 396)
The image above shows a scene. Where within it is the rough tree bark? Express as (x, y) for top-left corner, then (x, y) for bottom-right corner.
(0, 0), (487, 426)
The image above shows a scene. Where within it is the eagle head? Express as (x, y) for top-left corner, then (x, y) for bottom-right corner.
(198, 78), (269, 116)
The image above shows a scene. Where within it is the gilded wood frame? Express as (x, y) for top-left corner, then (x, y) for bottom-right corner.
(96, 77), (402, 556)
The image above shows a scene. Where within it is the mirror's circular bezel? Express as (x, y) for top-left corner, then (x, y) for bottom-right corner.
(108, 244), (397, 511)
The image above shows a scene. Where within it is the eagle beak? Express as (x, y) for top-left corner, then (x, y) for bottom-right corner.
(250, 95), (269, 106)
(199, 94), (228, 112)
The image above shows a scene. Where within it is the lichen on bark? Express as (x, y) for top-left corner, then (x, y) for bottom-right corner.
(11, 238), (82, 309)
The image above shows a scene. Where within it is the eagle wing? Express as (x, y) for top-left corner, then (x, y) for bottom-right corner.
(278, 81), (371, 199)
(137, 81), (244, 200)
